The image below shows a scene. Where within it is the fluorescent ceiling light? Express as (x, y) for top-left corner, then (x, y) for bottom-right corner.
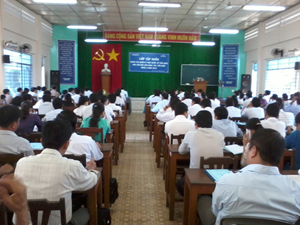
(67, 25), (97, 30)
(243, 5), (286, 11)
(138, 27), (168, 32)
(209, 29), (239, 34)
(138, 40), (162, 44)
(33, 0), (77, 3)
(192, 41), (215, 46)
(85, 39), (108, 43)
(138, 1), (181, 8)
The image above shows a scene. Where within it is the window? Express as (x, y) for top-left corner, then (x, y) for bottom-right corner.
(265, 56), (300, 97)
(4, 49), (32, 96)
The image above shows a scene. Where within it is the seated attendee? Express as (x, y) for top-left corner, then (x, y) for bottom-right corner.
(276, 98), (295, 130)
(237, 92), (244, 106)
(63, 93), (76, 107)
(60, 89), (68, 100)
(115, 89), (125, 106)
(81, 102), (111, 142)
(16, 103), (43, 135)
(196, 89), (203, 98)
(0, 105), (33, 156)
(3, 88), (13, 104)
(242, 90), (253, 108)
(33, 90), (51, 110)
(261, 103), (285, 137)
(68, 87), (75, 96)
(269, 93), (278, 104)
(200, 98), (215, 118)
(263, 90), (271, 102)
(57, 110), (103, 163)
(286, 113), (300, 169)
(156, 97), (180, 123)
(212, 107), (242, 137)
(21, 94), (33, 108)
(164, 102), (195, 141)
(181, 92), (193, 107)
(100, 95), (113, 122)
(10, 96), (23, 108)
(72, 87), (81, 105)
(284, 95), (300, 117)
(121, 86), (129, 99)
(177, 89), (185, 100)
(146, 89), (161, 107)
(107, 93), (123, 116)
(0, 94), (6, 106)
(282, 93), (290, 107)
(225, 97), (241, 118)
(37, 86), (46, 99)
(15, 87), (22, 97)
(29, 87), (38, 97)
(38, 94), (54, 115)
(258, 93), (267, 108)
(14, 119), (98, 225)
(177, 110), (224, 196)
(82, 93), (99, 119)
(241, 97), (265, 119)
(43, 98), (63, 122)
(50, 85), (60, 98)
(198, 129), (300, 225)
(208, 92), (220, 109)
(84, 87), (93, 98)
(151, 92), (169, 113)
(74, 96), (89, 118)
(188, 97), (201, 117)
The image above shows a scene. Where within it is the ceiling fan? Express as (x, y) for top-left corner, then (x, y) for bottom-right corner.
(80, 0), (102, 6)
(219, 1), (244, 10)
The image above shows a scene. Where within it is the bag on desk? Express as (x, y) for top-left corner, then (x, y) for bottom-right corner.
(109, 177), (119, 204)
(98, 208), (111, 225)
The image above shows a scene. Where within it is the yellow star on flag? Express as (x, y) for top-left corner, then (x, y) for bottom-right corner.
(107, 48), (120, 62)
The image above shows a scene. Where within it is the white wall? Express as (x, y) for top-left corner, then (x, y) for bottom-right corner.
(0, 0), (53, 91)
(244, 3), (300, 96)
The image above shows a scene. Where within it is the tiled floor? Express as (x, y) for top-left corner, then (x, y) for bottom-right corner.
(111, 112), (183, 225)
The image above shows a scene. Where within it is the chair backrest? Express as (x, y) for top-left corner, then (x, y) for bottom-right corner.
(63, 154), (86, 167)
(224, 137), (243, 146)
(28, 198), (66, 225)
(0, 154), (24, 167)
(200, 156), (239, 169)
(63, 106), (77, 111)
(0, 202), (7, 225)
(221, 217), (292, 225)
(278, 149), (296, 171)
(170, 134), (185, 145)
(76, 127), (103, 143)
(229, 117), (248, 123)
(21, 132), (42, 143)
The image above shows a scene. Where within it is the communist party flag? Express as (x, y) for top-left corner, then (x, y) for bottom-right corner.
(91, 44), (122, 93)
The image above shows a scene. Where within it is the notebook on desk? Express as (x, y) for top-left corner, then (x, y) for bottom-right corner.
(205, 169), (232, 182)
(224, 144), (243, 155)
(30, 142), (44, 150)
(236, 122), (246, 126)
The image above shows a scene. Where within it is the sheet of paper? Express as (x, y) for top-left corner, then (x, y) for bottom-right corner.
(224, 144), (243, 155)
(30, 142), (43, 150)
(205, 169), (232, 182)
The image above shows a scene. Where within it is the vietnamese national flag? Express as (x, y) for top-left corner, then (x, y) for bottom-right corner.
(91, 44), (122, 93)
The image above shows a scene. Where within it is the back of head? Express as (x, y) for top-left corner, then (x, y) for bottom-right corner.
(37, 86), (41, 91)
(192, 97), (200, 105)
(78, 96), (89, 106)
(17, 87), (22, 92)
(195, 111), (212, 128)
(64, 94), (72, 102)
(41, 86), (47, 91)
(11, 96), (23, 107)
(170, 97), (181, 110)
(74, 87), (80, 94)
(266, 103), (280, 118)
(208, 92), (216, 100)
(56, 110), (77, 132)
(225, 98), (233, 107)
(162, 92), (168, 100)
(90, 102), (105, 127)
(246, 90), (252, 98)
(174, 102), (188, 116)
(1, 94), (5, 100)
(62, 90), (68, 95)
(200, 98), (211, 108)
(44, 90), (51, 96)
(249, 128), (284, 166)
(42, 94), (51, 102)
(115, 89), (121, 97)
(23, 94), (32, 101)
(154, 89), (160, 97)
(265, 90), (271, 95)
(251, 97), (261, 107)
(89, 93), (99, 103)
(201, 92), (206, 99)
(184, 92), (191, 99)
(108, 94), (116, 103)
(100, 95), (108, 104)
(270, 94), (278, 100)
(214, 107), (228, 119)
(3, 89), (9, 94)
(31, 87), (37, 92)
(246, 118), (263, 131)
(52, 98), (63, 109)
(197, 89), (203, 93)
(0, 105), (21, 128)
(42, 119), (73, 150)
(68, 88), (74, 93)
(84, 87), (90, 91)
(282, 93), (288, 101)
(51, 85), (57, 90)
(276, 98), (284, 109)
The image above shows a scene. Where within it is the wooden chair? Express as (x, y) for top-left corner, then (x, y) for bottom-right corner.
(148, 112), (156, 142)
(229, 117), (248, 122)
(63, 154), (86, 167)
(224, 137), (243, 146)
(63, 106), (77, 111)
(200, 156), (239, 169)
(20, 132), (42, 143)
(278, 149), (296, 171)
(38, 114), (45, 120)
(0, 154), (23, 167)
(170, 134), (185, 145)
(76, 127), (103, 143)
(0, 198), (66, 225)
(126, 97), (131, 115)
(221, 217), (292, 225)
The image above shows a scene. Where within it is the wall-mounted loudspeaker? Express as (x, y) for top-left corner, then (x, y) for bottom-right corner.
(241, 74), (251, 93)
(3, 55), (10, 63)
(50, 70), (60, 92)
(295, 62), (300, 70)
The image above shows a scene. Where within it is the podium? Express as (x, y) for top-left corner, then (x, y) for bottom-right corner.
(193, 80), (208, 93)
(101, 74), (110, 93)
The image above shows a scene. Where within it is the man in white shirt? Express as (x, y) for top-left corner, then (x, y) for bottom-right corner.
(37, 86), (46, 99)
(29, 87), (38, 97)
(72, 87), (81, 104)
(225, 98), (241, 118)
(57, 110), (103, 163)
(177, 89), (185, 100)
(156, 98), (180, 123)
(50, 85), (60, 98)
(68, 87), (75, 96)
(15, 87), (22, 97)
(261, 103), (286, 137)
(107, 93), (123, 116)
(242, 91), (253, 108)
(263, 90), (271, 102)
(182, 92), (193, 107)
(0, 105), (34, 156)
(115, 89), (125, 106)
(38, 94), (54, 115)
(3, 89), (13, 105)
(200, 99), (215, 118)
(212, 107), (242, 137)
(277, 99), (295, 128)
(151, 92), (169, 113)
(241, 97), (265, 119)
(14, 119), (98, 225)
(164, 102), (195, 141)
(177, 110), (224, 196)
(188, 97), (201, 117)
(208, 92), (220, 109)
(146, 89), (161, 107)
(84, 87), (93, 98)
(82, 93), (99, 119)
(121, 86), (128, 99)
(43, 98), (63, 122)
(198, 129), (300, 225)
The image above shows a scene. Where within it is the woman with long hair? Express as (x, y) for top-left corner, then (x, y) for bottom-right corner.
(63, 93), (76, 107)
(81, 102), (111, 142)
(15, 103), (43, 135)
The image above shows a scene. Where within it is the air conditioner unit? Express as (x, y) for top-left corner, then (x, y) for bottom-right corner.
(3, 41), (19, 51)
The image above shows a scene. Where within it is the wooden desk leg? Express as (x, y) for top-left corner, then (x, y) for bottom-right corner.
(168, 155), (176, 220)
(114, 125), (119, 165)
(183, 175), (190, 225)
(187, 185), (199, 225)
(97, 178), (103, 208)
(88, 184), (98, 225)
(104, 156), (111, 208)
(155, 128), (162, 168)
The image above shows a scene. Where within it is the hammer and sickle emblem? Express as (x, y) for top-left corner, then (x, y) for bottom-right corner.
(92, 49), (105, 61)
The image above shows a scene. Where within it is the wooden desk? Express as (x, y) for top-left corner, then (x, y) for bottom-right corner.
(154, 120), (165, 168)
(114, 115), (126, 153)
(101, 143), (113, 208)
(145, 104), (151, 130)
(167, 144), (190, 221)
(110, 120), (120, 165)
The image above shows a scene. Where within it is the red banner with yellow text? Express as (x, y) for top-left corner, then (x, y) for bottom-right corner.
(103, 31), (200, 43)
(91, 44), (122, 93)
